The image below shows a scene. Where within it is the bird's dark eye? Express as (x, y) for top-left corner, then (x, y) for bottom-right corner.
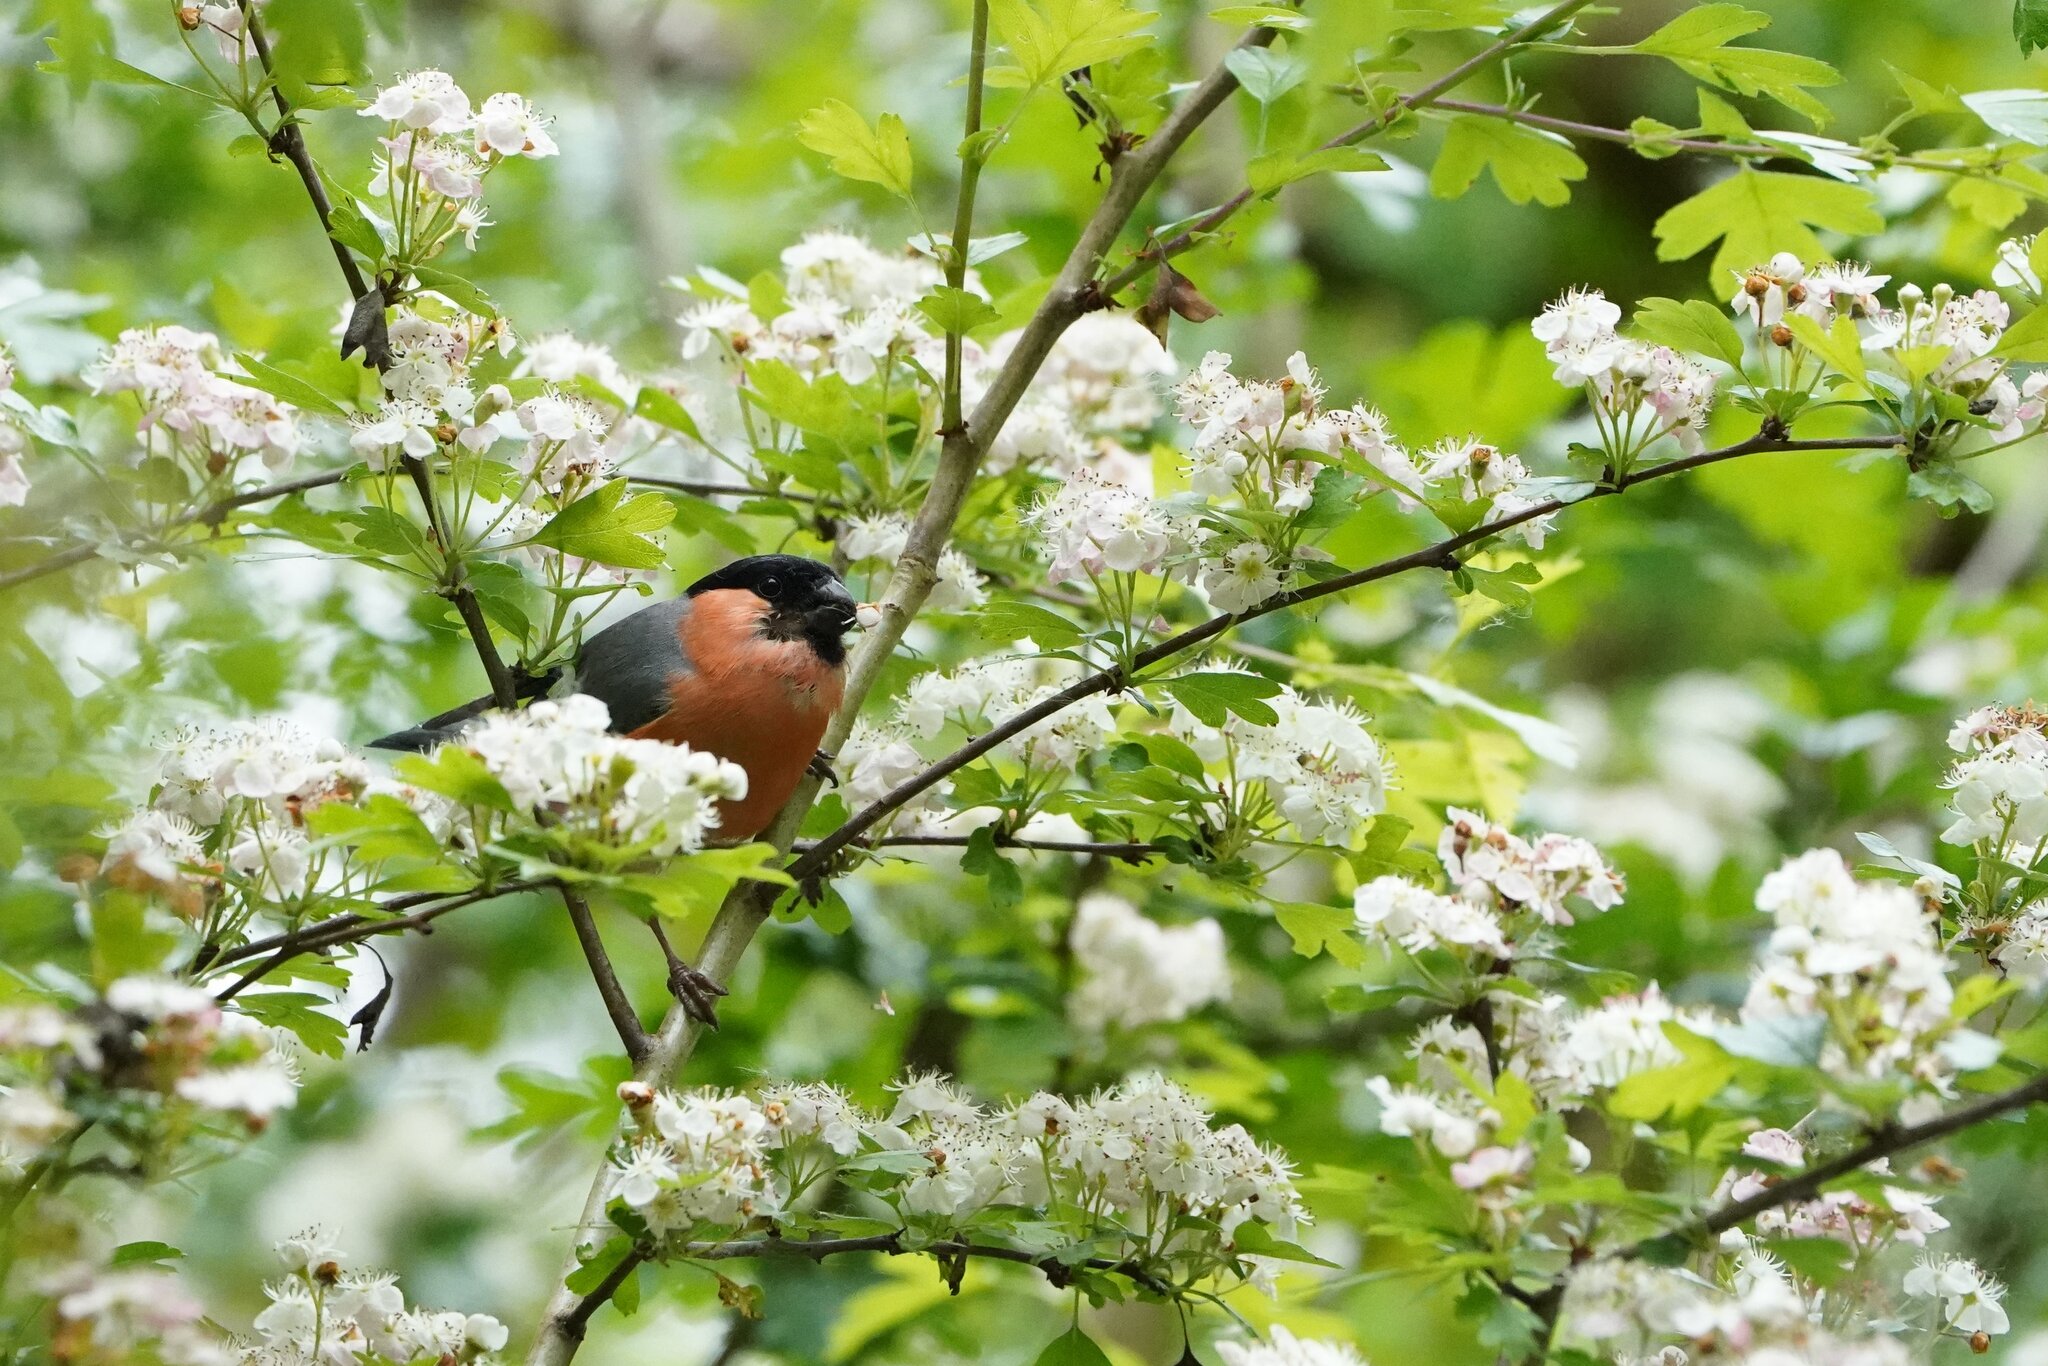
(759, 576), (782, 599)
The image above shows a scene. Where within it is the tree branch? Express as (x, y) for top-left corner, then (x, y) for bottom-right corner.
(1621, 1067), (2048, 1258)
(790, 432), (1903, 880)
(239, 3), (517, 709)
(561, 888), (650, 1062)
(562, 1233), (1177, 1333)
(206, 878), (558, 1000)
(0, 467), (350, 592)
(1098, 0), (1596, 297)
(525, 24), (1281, 1365)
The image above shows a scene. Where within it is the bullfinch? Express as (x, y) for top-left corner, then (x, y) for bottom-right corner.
(370, 553), (860, 1020)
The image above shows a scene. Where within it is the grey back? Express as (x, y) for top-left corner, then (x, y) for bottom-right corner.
(569, 597), (695, 734)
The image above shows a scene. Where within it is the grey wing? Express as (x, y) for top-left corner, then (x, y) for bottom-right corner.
(567, 597), (695, 734)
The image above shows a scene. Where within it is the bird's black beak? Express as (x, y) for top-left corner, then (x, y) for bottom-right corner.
(805, 578), (859, 636)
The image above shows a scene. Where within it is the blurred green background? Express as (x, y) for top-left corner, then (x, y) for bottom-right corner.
(8, 0), (2048, 1361)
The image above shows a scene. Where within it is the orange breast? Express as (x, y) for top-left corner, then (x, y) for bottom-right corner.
(627, 589), (845, 839)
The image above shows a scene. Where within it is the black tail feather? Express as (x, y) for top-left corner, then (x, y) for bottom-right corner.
(366, 667), (563, 753)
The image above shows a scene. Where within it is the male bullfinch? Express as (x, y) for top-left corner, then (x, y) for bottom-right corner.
(370, 553), (859, 1020)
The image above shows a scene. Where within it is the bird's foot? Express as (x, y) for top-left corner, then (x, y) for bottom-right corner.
(807, 749), (840, 787)
(666, 960), (729, 1028)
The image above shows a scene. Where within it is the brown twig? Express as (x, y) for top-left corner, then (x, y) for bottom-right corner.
(789, 432), (1903, 882)
(0, 468), (350, 592)
(561, 887), (650, 1062)
(1097, 0), (1598, 297)
(207, 878), (557, 1000)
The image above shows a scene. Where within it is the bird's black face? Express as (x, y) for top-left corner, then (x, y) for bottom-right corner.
(687, 554), (858, 665)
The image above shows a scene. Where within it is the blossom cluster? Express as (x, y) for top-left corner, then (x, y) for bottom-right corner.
(1352, 806), (1624, 963)
(1942, 703), (2048, 971)
(1742, 847), (1963, 1101)
(241, 1230), (509, 1365)
(1737, 251), (2043, 443)
(115, 716), (379, 908)
(1533, 287), (1717, 456)
(1215, 1328), (1368, 1366)
(606, 1072), (1305, 1287)
(360, 70), (556, 261)
(1170, 675), (1393, 845)
(85, 325), (303, 497)
(1066, 892), (1230, 1033)
(840, 511), (987, 611)
(455, 695), (750, 857)
(0, 977), (298, 1178)
(43, 1260), (224, 1366)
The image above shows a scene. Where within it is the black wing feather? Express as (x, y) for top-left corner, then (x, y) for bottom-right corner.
(365, 599), (693, 751)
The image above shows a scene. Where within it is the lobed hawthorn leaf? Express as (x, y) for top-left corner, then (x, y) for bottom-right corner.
(1651, 168), (1881, 283)
(796, 99), (915, 200)
(987, 0), (1157, 91)
(915, 285), (1002, 336)
(1630, 296), (1749, 374)
(1605, 4), (1840, 126)
(1429, 115), (1587, 207)
(530, 479), (675, 570)
(1224, 45), (1308, 106)
(2021, 0), (2048, 56)
(974, 600), (1085, 646)
(1033, 1325), (1114, 1366)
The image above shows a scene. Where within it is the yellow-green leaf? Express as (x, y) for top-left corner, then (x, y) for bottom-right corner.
(987, 0), (1156, 91)
(1429, 116), (1586, 207)
(1652, 169), (1881, 282)
(796, 100), (915, 199)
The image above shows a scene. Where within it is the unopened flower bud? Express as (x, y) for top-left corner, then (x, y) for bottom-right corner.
(314, 1260), (341, 1286)
(618, 1081), (654, 1110)
(177, 6), (202, 29)
(1785, 282), (1807, 306)
(1972, 1331), (1991, 1354)
(1744, 273), (1771, 298)
(1899, 283), (1925, 309)
(1769, 324), (1795, 348)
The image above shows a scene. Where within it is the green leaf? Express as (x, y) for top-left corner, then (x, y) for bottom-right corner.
(1224, 46), (1308, 106)
(1228, 1220), (1341, 1266)
(326, 204), (386, 262)
(264, 0), (370, 97)
(234, 990), (349, 1058)
(1630, 296), (1749, 373)
(1033, 1325), (1114, 1366)
(974, 600), (1085, 646)
(2020, 0), (2048, 56)
(1651, 169), (1882, 282)
(630, 844), (793, 921)
(797, 100), (915, 199)
(1429, 116), (1587, 207)
(1608, 5), (1840, 125)
(1248, 145), (1387, 195)
(393, 746), (517, 812)
(1609, 1027), (1737, 1120)
(1272, 900), (1365, 968)
(961, 827), (1024, 910)
(1211, 4), (1311, 31)
(743, 360), (870, 455)
(989, 0), (1157, 91)
(110, 1242), (183, 1267)
(408, 265), (496, 317)
(915, 286), (1002, 336)
(1783, 313), (1871, 396)
(1161, 671), (1282, 727)
(304, 794), (449, 863)
(633, 387), (705, 444)
(232, 353), (351, 418)
(1907, 463), (1995, 516)
(565, 1236), (635, 1295)
(1996, 304), (2048, 360)
(531, 480), (675, 570)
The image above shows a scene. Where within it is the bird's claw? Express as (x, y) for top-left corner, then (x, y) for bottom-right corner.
(666, 961), (730, 1028)
(807, 750), (840, 787)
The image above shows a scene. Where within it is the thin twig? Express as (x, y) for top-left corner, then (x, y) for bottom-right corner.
(208, 879), (557, 1000)
(1621, 1067), (2048, 1257)
(561, 887), (650, 1062)
(627, 475), (819, 504)
(1099, 0), (1597, 297)
(239, 3), (517, 710)
(524, 24), (1283, 1365)
(789, 433), (1903, 881)
(0, 468), (350, 592)
(562, 1233), (1176, 1333)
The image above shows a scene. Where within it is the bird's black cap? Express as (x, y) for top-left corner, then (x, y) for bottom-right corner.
(688, 554), (857, 663)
